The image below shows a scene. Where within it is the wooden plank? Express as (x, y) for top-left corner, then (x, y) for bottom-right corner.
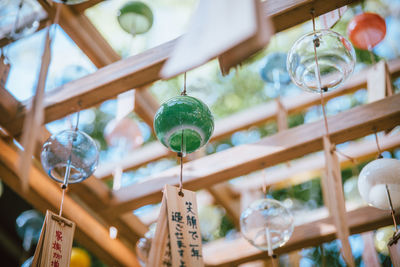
(104, 94), (400, 215)
(0, 139), (139, 267)
(94, 58), (400, 180)
(71, 0), (103, 13)
(202, 206), (399, 266)
(3, 0), (361, 136)
(134, 88), (160, 129)
(322, 136), (354, 266)
(232, 132), (400, 192)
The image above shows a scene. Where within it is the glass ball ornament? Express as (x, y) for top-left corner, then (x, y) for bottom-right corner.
(117, 1), (154, 35)
(16, 210), (44, 251)
(52, 0), (89, 5)
(104, 118), (143, 150)
(260, 52), (291, 86)
(41, 130), (99, 184)
(70, 247), (91, 267)
(154, 95), (214, 154)
(0, 0), (41, 40)
(136, 229), (154, 266)
(240, 198), (294, 251)
(358, 158), (400, 210)
(347, 12), (386, 50)
(374, 226), (396, 256)
(287, 29), (356, 92)
(21, 256), (34, 267)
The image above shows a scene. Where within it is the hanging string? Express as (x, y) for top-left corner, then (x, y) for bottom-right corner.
(262, 169), (267, 197)
(178, 74), (187, 196)
(59, 111), (80, 216)
(374, 129), (397, 230)
(181, 72), (187, 96)
(178, 130), (184, 197)
(311, 10), (330, 137)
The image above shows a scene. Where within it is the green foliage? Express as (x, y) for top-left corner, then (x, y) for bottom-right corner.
(80, 109), (113, 151)
(218, 214), (236, 238)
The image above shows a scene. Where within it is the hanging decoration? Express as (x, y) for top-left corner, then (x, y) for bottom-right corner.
(70, 247), (91, 267)
(260, 52), (291, 89)
(0, 0), (42, 41)
(33, 112), (98, 266)
(347, 12), (386, 51)
(117, 1), (154, 36)
(287, 10), (356, 266)
(16, 210), (44, 252)
(240, 198), (294, 255)
(32, 210), (76, 267)
(358, 157), (400, 210)
(149, 75), (207, 266)
(375, 226), (396, 256)
(148, 185), (204, 267)
(103, 90), (141, 191)
(136, 228), (154, 266)
(154, 74), (214, 155)
(287, 29), (355, 93)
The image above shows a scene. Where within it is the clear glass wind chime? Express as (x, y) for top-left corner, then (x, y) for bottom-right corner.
(41, 112), (99, 216)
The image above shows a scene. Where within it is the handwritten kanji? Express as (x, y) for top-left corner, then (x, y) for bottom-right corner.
(189, 231), (199, 240)
(176, 223), (184, 232)
(172, 212), (183, 223)
(51, 260), (59, 267)
(177, 240), (186, 249)
(55, 230), (63, 242)
(178, 249), (184, 257)
(53, 252), (62, 260)
(186, 215), (197, 229)
(175, 232), (183, 240)
(52, 241), (61, 252)
(190, 244), (202, 259)
(179, 259), (187, 267)
(185, 201), (194, 214)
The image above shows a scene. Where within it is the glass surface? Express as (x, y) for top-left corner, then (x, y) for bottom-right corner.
(260, 52), (291, 86)
(347, 12), (386, 50)
(358, 158), (400, 210)
(374, 226), (396, 255)
(287, 29), (356, 92)
(16, 210), (44, 251)
(240, 198), (294, 251)
(0, 0), (42, 40)
(136, 229), (154, 266)
(154, 95), (214, 154)
(41, 130), (99, 184)
(104, 118), (143, 150)
(117, 1), (154, 35)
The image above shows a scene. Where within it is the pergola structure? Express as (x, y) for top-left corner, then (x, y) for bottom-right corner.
(1, 0), (400, 266)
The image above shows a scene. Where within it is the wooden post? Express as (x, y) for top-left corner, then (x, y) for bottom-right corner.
(323, 136), (354, 267)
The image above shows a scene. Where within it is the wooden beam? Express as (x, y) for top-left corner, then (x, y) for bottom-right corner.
(207, 183), (241, 228)
(231, 133), (400, 192)
(202, 206), (399, 266)
(104, 94), (400, 215)
(134, 88), (160, 129)
(93, 58), (400, 180)
(0, 139), (139, 267)
(71, 0), (103, 13)
(6, 0), (361, 136)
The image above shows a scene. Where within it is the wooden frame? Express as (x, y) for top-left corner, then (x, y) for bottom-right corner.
(3, 0), (400, 265)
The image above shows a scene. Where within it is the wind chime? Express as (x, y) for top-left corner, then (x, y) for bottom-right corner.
(240, 175), (294, 264)
(286, 9), (357, 266)
(16, 0), (99, 266)
(117, 1), (153, 56)
(147, 73), (214, 267)
(357, 133), (400, 265)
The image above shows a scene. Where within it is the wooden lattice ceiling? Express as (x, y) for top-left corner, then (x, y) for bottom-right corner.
(1, 0), (400, 266)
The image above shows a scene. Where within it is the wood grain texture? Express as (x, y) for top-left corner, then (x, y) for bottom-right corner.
(105, 94), (400, 215)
